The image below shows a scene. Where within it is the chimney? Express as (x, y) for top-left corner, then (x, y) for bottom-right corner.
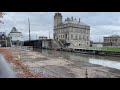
(79, 18), (80, 23)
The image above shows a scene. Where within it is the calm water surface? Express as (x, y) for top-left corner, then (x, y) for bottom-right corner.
(34, 49), (120, 70)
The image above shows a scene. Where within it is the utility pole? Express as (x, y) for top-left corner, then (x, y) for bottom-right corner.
(99, 36), (100, 42)
(36, 34), (37, 40)
(49, 31), (50, 39)
(28, 18), (31, 41)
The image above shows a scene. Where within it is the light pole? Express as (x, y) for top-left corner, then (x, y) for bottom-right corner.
(5, 31), (8, 47)
(36, 34), (38, 40)
(28, 18), (31, 41)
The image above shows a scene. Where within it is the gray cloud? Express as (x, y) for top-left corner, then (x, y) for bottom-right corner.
(1, 12), (120, 42)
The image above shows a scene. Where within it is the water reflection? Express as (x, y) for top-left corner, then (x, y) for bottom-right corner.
(34, 49), (120, 70)
(89, 59), (120, 70)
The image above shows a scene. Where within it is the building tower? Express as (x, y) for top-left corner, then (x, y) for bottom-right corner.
(53, 12), (62, 40)
(54, 12), (62, 27)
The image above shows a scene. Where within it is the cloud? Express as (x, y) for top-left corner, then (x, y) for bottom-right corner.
(0, 12), (120, 42)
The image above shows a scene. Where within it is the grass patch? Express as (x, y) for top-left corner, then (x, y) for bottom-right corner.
(98, 47), (120, 52)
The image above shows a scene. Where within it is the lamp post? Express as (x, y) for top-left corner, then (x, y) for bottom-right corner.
(28, 18), (31, 41)
(36, 34), (37, 40)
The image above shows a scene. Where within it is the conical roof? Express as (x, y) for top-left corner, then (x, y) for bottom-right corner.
(11, 27), (18, 32)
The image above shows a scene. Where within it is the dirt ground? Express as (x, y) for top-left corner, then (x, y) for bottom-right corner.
(1, 47), (120, 78)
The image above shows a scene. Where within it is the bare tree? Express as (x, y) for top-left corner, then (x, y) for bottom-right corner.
(0, 12), (6, 24)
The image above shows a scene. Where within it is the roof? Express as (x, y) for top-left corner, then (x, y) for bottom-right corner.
(111, 35), (120, 37)
(10, 27), (22, 34)
(62, 17), (89, 26)
(9, 32), (21, 33)
(11, 27), (18, 32)
(104, 35), (120, 38)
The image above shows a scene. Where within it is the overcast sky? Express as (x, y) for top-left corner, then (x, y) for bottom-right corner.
(0, 12), (120, 42)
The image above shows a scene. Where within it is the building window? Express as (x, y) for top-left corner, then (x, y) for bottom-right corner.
(107, 39), (108, 42)
(87, 42), (88, 45)
(75, 34), (77, 39)
(71, 34), (73, 39)
(76, 29), (77, 32)
(104, 39), (106, 42)
(79, 36), (81, 40)
(87, 36), (89, 40)
(83, 35), (84, 39)
(63, 35), (64, 38)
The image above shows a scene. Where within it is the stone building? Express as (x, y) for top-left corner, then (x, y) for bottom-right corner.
(103, 35), (120, 47)
(8, 27), (24, 46)
(92, 42), (103, 48)
(0, 32), (12, 47)
(53, 12), (90, 48)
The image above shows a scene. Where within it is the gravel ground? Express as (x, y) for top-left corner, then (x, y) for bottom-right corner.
(1, 47), (120, 78)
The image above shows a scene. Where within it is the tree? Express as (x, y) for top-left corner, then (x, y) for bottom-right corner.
(0, 12), (5, 24)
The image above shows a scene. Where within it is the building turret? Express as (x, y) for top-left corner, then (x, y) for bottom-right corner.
(54, 12), (62, 27)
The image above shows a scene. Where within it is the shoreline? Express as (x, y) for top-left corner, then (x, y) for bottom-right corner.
(36, 47), (120, 57)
